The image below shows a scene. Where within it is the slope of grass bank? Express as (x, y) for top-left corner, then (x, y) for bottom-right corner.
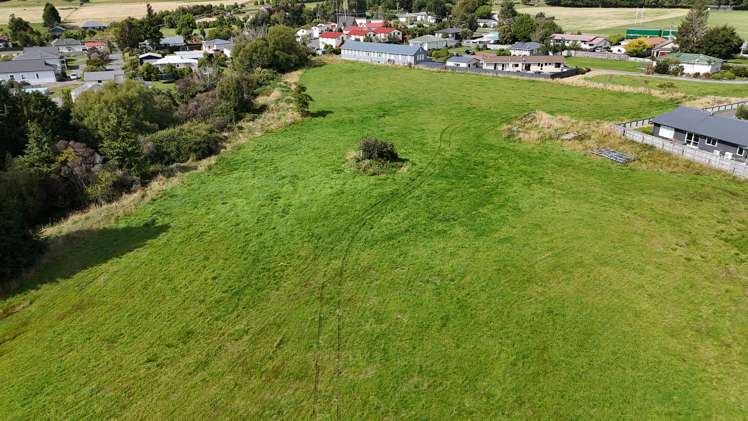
(587, 74), (748, 98)
(1, 63), (747, 419)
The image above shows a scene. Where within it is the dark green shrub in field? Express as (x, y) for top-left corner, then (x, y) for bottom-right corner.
(357, 138), (400, 162)
(142, 122), (224, 166)
(654, 61), (670, 74)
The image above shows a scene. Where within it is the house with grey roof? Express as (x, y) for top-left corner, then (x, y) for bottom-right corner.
(49, 26), (66, 37)
(446, 55), (479, 68)
(341, 41), (426, 66)
(509, 41), (543, 56)
(202, 39), (233, 55)
(408, 34), (448, 51)
(652, 106), (748, 161)
(662, 52), (722, 75)
(80, 21), (107, 30)
(0, 59), (57, 83)
(52, 38), (85, 53)
(14, 47), (65, 73)
(83, 69), (125, 83)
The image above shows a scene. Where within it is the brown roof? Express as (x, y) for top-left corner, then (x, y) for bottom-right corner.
(475, 53), (565, 64)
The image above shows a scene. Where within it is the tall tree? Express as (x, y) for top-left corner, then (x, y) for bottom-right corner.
(42, 3), (61, 28)
(677, 0), (709, 53)
(498, 0), (517, 21)
(176, 14), (196, 39)
(111, 18), (144, 50)
(702, 25), (743, 59)
(141, 4), (163, 48)
(8, 14), (44, 47)
(511, 13), (535, 42)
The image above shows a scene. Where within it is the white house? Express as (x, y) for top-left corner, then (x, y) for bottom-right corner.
(153, 55), (198, 71)
(296, 28), (313, 41)
(51, 38), (85, 54)
(341, 41), (426, 66)
(551, 33), (610, 51)
(397, 12), (437, 27)
(463, 32), (500, 48)
(0, 59), (57, 83)
(509, 41), (543, 56)
(476, 53), (568, 74)
(446, 55), (479, 68)
(476, 18), (498, 28)
(202, 39), (233, 57)
(373, 27), (402, 42)
(319, 32), (344, 49)
(742, 41), (748, 58)
(408, 35), (447, 51)
(664, 52), (722, 75)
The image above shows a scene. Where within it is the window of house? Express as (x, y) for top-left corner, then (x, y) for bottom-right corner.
(685, 132), (698, 147)
(738, 147), (745, 156)
(704, 137), (717, 146)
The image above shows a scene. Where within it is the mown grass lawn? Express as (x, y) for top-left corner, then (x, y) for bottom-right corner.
(566, 56), (646, 72)
(1, 62), (747, 419)
(597, 10), (748, 39)
(586, 74), (748, 98)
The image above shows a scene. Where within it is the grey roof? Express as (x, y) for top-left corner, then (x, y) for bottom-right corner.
(160, 35), (185, 46)
(435, 28), (461, 34)
(511, 41), (543, 50)
(409, 35), (443, 43)
(83, 70), (124, 82)
(337, 15), (356, 27)
(52, 38), (82, 47)
(49, 26), (66, 33)
(15, 47), (61, 60)
(203, 38), (232, 48)
(446, 55), (476, 63)
(80, 21), (106, 28)
(652, 107), (748, 147)
(341, 40), (423, 56)
(0, 59), (56, 73)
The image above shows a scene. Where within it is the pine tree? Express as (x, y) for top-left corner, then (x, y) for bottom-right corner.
(42, 3), (61, 28)
(19, 122), (58, 173)
(677, 0), (709, 53)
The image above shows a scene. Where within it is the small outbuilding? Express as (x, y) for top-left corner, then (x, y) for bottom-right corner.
(446, 55), (479, 68)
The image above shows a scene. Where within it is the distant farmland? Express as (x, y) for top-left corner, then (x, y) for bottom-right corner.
(0, 0), (252, 25)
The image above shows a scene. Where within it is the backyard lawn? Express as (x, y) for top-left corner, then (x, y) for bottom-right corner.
(1, 63), (747, 419)
(586, 74), (748, 98)
(565, 56), (646, 72)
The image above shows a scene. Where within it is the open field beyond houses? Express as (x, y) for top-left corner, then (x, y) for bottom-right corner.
(0, 0), (244, 24)
(2, 63), (748, 418)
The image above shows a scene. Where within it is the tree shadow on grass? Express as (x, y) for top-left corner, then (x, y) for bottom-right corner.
(1, 223), (170, 302)
(311, 110), (333, 118)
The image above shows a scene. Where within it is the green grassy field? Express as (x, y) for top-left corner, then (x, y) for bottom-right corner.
(587, 74), (748, 98)
(2, 62), (748, 418)
(566, 56), (646, 72)
(595, 10), (748, 39)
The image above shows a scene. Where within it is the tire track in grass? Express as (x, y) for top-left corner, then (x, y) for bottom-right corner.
(325, 125), (456, 418)
(308, 125), (456, 418)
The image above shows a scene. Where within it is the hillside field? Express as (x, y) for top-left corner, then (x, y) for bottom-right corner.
(1, 63), (748, 418)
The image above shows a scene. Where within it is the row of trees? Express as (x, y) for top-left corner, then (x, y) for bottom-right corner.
(0, 24), (310, 290)
(545, 0), (747, 7)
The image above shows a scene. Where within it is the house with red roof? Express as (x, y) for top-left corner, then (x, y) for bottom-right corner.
(83, 40), (107, 50)
(319, 31), (344, 49)
(373, 27), (402, 42)
(345, 27), (374, 42)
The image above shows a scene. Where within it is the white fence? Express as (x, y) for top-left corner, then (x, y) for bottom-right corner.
(702, 100), (748, 113)
(615, 126), (748, 179)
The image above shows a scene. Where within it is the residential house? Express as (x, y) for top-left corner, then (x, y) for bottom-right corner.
(341, 40), (426, 66)
(663, 52), (722, 75)
(374, 27), (402, 42)
(336, 15), (357, 29)
(612, 36), (667, 55)
(434, 28), (462, 47)
(551, 33), (610, 51)
(509, 41), (543, 56)
(296, 28), (313, 41)
(463, 32), (500, 48)
(80, 21), (107, 30)
(159, 36), (187, 50)
(741, 41), (747, 58)
(83, 69), (125, 83)
(0, 59), (57, 83)
(202, 39), (233, 57)
(476, 18), (498, 28)
(651, 106), (748, 161)
(0, 37), (12, 49)
(138, 52), (162, 65)
(48, 26), (66, 37)
(652, 39), (677, 58)
(153, 55), (198, 71)
(319, 32), (344, 49)
(345, 27), (373, 42)
(397, 12), (437, 27)
(446, 55), (479, 68)
(52, 38), (85, 54)
(476, 53), (567, 73)
(14, 47), (65, 73)
(84, 40), (107, 50)
(175, 50), (205, 60)
(408, 35), (448, 51)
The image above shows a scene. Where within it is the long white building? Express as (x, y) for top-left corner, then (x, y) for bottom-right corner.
(341, 41), (426, 66)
